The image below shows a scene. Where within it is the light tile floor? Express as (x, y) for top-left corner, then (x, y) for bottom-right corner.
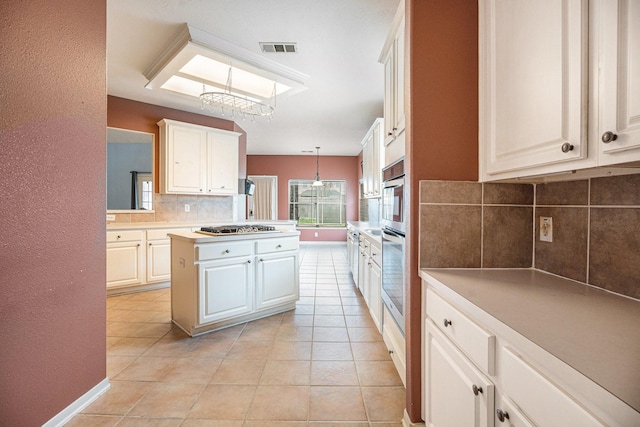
(68, 243), (404, 426)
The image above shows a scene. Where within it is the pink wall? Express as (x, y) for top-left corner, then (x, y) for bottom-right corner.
(404, 0), (479, 422)
(0, 0), (107, 425)
(247, 155), (360, 241)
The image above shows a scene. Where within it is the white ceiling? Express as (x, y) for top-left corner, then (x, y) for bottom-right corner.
(107, 0), (400, 156)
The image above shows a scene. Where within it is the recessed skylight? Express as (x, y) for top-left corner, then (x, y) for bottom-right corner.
(144, 24), (309, 102)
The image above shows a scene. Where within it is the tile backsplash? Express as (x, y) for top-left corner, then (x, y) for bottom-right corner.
(420, 174), (640, 300)
(107, 194), (236, 224)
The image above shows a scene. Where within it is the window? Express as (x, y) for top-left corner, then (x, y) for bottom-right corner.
(289, 180), (346, 227)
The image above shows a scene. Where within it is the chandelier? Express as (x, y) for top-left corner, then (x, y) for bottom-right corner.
(200, 66), (276, 121)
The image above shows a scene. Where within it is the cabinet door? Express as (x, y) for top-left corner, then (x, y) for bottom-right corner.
(371, 122), (382, 196)
(357, 244), (368, 293)
(107, 241), (143, 288)
(383, 48), (395, 146)
(494, 396), (535, 427)
(165, 125), (207, 193)
(597, 0), (640, 165)
(207, 130), (239, 194)
(147, 239), (171, 283)
(199, 256), (253, 324)
(480, 0), (588, 178)
(501, 346), (605, 427)
(394, 18), (405, 137)
(368, 260), (382, 332)
(256, 251), (299, 310)
(425, 320), (494, 427)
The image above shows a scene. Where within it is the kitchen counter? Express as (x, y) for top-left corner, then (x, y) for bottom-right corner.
(168, 229), (300, 243)
(347, 221), (382, 242)
(107, 220), (297, 231)
(420, 268), (640, 413)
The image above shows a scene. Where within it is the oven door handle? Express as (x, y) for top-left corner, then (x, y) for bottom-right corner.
(382, 228), (405, 242)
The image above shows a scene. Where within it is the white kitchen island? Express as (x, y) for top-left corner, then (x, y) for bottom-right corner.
(169, 227), (300, 336)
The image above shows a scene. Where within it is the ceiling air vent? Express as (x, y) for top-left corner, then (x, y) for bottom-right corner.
(260, 42), (297, 54)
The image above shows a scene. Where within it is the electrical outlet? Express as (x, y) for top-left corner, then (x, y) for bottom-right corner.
(540, 217), (553, 242)
(106, 214), (116, 221)
(184, 204), (190, 212)
(314, 232), (318, 238)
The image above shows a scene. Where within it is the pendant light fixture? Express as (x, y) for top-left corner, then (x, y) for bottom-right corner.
(312, 146), (323, 187)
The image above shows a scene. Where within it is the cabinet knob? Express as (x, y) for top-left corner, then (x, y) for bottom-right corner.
(247, 260), (251, 264)
(472, 385), (483, 396)
(117, 235), (121, 239)
(602, 131), (618, 143)
(136, 243), (140, 247)
(276, 244), (282, 249)
(561, 142), (574, 153)
(443, 318), (452, 328)
(224, 249), (230, 254)
(259, 258), (264, 262)
(371, 252), (377, 257)
(387, 132), (393, 136)
(148, 243), (152, 246)
(496, 409), (510, 423)
(368, 262), (372, 266)
(200, 189), (203, 192)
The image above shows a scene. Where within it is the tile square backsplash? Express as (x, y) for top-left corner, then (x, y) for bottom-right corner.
(420, 175), (640, 300)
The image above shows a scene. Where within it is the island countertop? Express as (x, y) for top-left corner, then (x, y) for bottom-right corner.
(168, 229), (300, 244)
(420, 268), (640, 414)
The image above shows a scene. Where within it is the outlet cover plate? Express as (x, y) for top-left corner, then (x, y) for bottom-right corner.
(540, 217), (553, 242)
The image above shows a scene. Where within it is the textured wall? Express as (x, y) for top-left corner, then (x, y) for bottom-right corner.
(0, 0), (107, 425)
(247, 155), (360, 241)
(405, 0), (479, 421)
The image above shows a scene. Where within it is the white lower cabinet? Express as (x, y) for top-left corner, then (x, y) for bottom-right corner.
(425, 320), (494, 427)
(106, 230), (143, 289)
(199, 256), (253, 324)
(423, 284), (612, 427)
(107, 226), (193, 293)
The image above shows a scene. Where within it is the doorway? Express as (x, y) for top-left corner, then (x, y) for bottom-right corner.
(247, 175), (278, 221)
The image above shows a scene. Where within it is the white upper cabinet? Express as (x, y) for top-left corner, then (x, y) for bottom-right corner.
(206, 129), (240, 195)
(361, 118), (384, 198)
(158, 119), (240, 195)
(380, 0), (406, 164)
(596, 0), (640, 165)
(480, 0), (590, 180)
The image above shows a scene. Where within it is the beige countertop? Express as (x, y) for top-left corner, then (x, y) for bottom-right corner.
(168, 229), (300, 243)
(107, 220), (298, 231)
(420, 268), (640, 413)
(347, 221), (382, 242)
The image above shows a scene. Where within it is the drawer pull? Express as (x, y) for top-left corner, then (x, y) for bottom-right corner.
(496, 409), (509, 422)
(472, 385), (483, 396)
(443, 318), (452, 327)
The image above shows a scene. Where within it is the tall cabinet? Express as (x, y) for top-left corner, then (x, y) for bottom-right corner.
(379, 0), (406, 167)
(361, 118), (384, 198)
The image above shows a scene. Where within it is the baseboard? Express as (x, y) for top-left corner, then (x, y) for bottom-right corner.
(43, 377), (110, 427)
(402, 409), (426, 427)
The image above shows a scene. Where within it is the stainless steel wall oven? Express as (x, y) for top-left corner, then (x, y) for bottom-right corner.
(381, 158), (405, 335)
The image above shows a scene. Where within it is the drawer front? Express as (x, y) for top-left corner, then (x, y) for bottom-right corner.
(501, 347), (605, 427)
(107, 230), (143, 243)
(147, 228), (185, 241)
(426, 288), (495, 374)
(196, 241), (253, 261)
(256, 237), (299, 254)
